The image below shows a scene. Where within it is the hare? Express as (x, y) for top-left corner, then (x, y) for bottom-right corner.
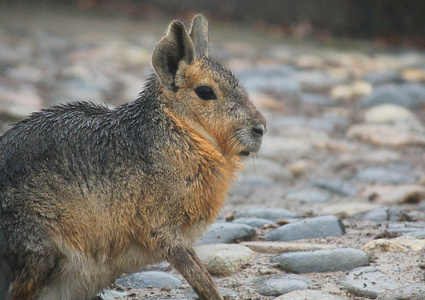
(0, 14), (266, 300)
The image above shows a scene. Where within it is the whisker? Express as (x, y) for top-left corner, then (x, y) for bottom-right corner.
(251, 154), (257, 176)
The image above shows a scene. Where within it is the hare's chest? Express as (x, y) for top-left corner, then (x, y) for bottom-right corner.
(181, 161), (237, 227)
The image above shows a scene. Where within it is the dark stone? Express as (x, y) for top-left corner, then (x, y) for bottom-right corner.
(400, 82), (425, 107)
(252, 274), (313, 296)
(294, 70), (343, 93)
(230, 175), (273, 198)
(274, 248), (370, 273)
(354, 207), (412, 222)
(115, 271), (182, 289)
(363, 71), (403, 86)
(301, 93), (337, 106)
(197, 222), (256, 245)
(377, 284), (425, 300)
(341, 267), (400, 298)
(234, 207), (298, 221)
(266, 215), (345, 242)
(355, 167), (416, 184)
(312, 179), (359, 196)
(360, 84), (416, 108)
(184, 287), (238, 299)
(232, 217), (275, 228)
(286, 189), (332, 203)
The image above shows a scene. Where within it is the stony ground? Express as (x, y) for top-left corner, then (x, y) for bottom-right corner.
(1, 2), (425, 300)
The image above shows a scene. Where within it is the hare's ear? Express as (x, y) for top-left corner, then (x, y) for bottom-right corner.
(189, 14), (209, 58)
(152, 20), (195, 89)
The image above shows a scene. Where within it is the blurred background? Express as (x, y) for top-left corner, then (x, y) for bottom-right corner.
(0, 0), (425, 122)
(74, 0), (425, 46)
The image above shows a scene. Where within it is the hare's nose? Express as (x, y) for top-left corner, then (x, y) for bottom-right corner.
(251, 124), (265, 138)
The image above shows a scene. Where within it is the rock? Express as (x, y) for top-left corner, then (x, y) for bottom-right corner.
(252, 274), (313, 296)
(184, 287), (238, 299)
(197, 223), (256, 245)
(293, 54), (324, 69)
(230, 175), (274, 198)
(265, 215), (345, 242)
(301, 93), (337, 106)
(330, 81), (372, 100)
(364, 104), (425, 132)
(318, 138), (362, 152)
(354, 207), (412, 222)
(234, 207), (298, 221)
(388, 227), (425, 234)
(355, 167), (416, 184)
(232, 217), (275, 228)
(363, 236), (425, 252)
(236, 64), (295, 81)
(321, 202), (379, 216)
(194, 244), (254, 275)
(268, 45), (292, 61)
(274, 289), (345, 300)
(294, 70), (343, 92)
(268, 117), (302, 131)
(288, 160), (317, 177)
(418, 200), (425, 211)
(269, 115), (347, 133)
(236, 65), (300, 99)
(320, 112), (351, 129)
(330, 84), (355, 100)
(402, 68), (425, 81)
(241, 241), (335, 254)
(312, 179), (359, 196)
(360, 84), (416, 108)
(274, 248), (370, 273)
(364, 104), (416, 123)
(259, 136), (313, 161)
(347, 123), (425, 146)
(98, 290), (127, 300)
(407, 230), (425, 239)
(341, 267), (400, 298)
(363, 71), (402, 86)
(115, 271), (182, 289)
(282, 127), (331, 143)
(400, 82), (425, 107)
(286, 188), (332, 203)
(338, 150), (401, 165)
(353, 81), (374, 96)
(376, 284), (425, 300)
(362, 185), (425, 204)
(140, 261), (170, 272)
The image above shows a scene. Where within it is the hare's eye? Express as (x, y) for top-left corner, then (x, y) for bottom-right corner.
(195, 86), (217, 100)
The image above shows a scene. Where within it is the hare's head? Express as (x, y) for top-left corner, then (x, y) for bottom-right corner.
(152, 14), (266, 157)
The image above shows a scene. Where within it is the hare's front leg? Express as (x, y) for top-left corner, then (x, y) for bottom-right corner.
(164, 242), (223, 300)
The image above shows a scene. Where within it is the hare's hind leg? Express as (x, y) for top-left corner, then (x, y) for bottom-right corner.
(8, 243), (60, 300)
(1, 218), (60, 300)
(0, 256), (12, 300)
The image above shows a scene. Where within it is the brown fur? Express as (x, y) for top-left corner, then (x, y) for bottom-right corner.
(0, 14), (265, 300)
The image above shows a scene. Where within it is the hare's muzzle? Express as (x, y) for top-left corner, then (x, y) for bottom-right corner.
(238, 118), (266, 156)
